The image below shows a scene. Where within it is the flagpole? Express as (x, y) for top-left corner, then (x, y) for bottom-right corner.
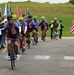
(9, 4), (12, 15)
(0, 8), (2, 17)
(4, 3), (9, 16)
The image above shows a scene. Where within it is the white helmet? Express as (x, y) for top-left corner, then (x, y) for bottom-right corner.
(54, 17), (57, 20)
(42, 16), (45, 19)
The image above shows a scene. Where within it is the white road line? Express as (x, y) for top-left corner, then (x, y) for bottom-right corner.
(34, 55), (50, 60)
(64, 56), (74, 60)
(4, 55), (22, 60)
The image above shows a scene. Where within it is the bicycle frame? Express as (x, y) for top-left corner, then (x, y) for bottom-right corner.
(42, 28), (46, 41)
(52, 28), (58, 40)
(32, 33), (37, 45)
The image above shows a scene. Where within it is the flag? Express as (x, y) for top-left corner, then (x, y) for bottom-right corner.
(26, 8), (30, 16)
(17, 6), (22, 18)
(70, 21), (74, 34)
(4, 4), (9, 16)
(9, 4), (12, 15)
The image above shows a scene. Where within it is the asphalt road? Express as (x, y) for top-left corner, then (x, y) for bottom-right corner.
(0, 37), (74, 75)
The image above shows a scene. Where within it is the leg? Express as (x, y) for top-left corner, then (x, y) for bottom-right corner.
(50, 28), (53, 39)
(60, 30), (62, 39)
(7, 39), (11, 56)
(14, 40), (19, 60)
(59, 30), (61, 39)
(1, 35), (5, 48)
(36, 31), (38, 42)
(23, 37), (27, 48)
(32, 29), (36, 37)
(22, 33), (28, 51)
(19, 35), (23, 48)
(0, 35), (2, 49)
(15, 41), (19, 55)
(42, 29), (44, 40)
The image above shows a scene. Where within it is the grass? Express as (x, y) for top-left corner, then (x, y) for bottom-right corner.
(0, 2), (74, 37)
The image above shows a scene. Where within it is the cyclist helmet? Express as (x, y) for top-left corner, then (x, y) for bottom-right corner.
(42, 16), (45, 19)
(18, 17), (24, 21)
(7, 15), (12, 21)
(12, 14), (17, 20)
(28, 15), (32, 18)
(54, 17), (57, 20)
(33, 16), (37, 19)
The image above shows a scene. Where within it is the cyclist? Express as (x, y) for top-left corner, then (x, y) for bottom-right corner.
(39, 16), (48, 40)
(53, 18), (58, 31)
(49, 18), (58, 39)
(25, 15), (33, 38)
(32, 16), (39, 43)
(4, 15), (19, 60)
(12, 14), (22, 48)
(18, 17), (27, 52)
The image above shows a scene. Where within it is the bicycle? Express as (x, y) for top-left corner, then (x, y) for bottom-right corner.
(42, 32), (46, 41)
(10, 39), (17, 70)
(42, 28), (46, 42)
(52, 28), (58, 40)
(32, 33), (38, 45)
(26, 33), (31, 49)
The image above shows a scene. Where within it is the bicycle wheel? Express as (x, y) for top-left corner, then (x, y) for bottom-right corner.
(32, 38), (36, 45)
(10, 45), (15, 70)
(52, 30), (55, 40)
(28, 42), (30, 49)
(43, 33), (46, 41)
(11, 58), (15, 70)
(32, 39), (35, 45)
(55, 33), (58, 40)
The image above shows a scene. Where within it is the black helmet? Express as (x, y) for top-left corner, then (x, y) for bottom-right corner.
(28, 15), (32, 18)
(60, 20), (62, 22)
(7, 15), (12, 20)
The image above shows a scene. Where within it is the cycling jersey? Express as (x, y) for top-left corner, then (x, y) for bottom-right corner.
(25, 19), (33, 32)
(39, 20), (48, 30)
(21, 21), (27, 35)
(33, 20), (39, 29)
(4, 21), (19, 38)
(51, 21), (58, 29)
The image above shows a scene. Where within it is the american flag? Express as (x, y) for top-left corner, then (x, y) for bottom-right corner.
(70, 21), (74, 34)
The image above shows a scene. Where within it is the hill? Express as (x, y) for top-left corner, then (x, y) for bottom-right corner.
(0, 2), (74, 37)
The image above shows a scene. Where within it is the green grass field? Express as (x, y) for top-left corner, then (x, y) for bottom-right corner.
(0, 2), (74, 37)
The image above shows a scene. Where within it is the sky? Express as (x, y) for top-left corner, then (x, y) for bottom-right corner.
(0, 0), (69, 4)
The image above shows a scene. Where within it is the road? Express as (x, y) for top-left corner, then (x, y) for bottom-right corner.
(0, 37), (74, 75)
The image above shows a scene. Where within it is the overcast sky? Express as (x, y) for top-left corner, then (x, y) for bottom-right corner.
(0, 0), (69, 4)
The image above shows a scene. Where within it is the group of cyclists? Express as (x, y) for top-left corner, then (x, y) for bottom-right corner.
(0, 13), (64, 60)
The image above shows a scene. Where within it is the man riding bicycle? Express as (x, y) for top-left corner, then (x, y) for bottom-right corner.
(39, 16), (48, 40)
(32, 16), (39, 43)
(25, 15), (33, 37)
(18, 17), (27, 52)
(49, 18), (58, 39)
(4, 15), (19, 60)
